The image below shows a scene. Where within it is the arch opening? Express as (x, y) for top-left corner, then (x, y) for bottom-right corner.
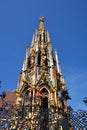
(40, 88), (49, 130)
(42, 97), (48, 109)
(40, 87), (49, 96)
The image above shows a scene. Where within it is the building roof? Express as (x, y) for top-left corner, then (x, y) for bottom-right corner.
(0, 91), (16, 108)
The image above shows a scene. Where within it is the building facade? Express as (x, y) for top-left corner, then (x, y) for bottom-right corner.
(15, 17), (71, 130)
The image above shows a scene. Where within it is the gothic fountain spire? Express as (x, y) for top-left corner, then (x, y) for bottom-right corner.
(15, 17), (71, 130)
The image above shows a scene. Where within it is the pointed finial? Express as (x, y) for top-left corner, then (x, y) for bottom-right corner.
(39, 16), (44, 29)
(47, 31), (50, 42)
(31, 33), (35, 46)
(55, 49), (60, 73)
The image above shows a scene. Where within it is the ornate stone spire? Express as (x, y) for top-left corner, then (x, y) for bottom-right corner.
(16, 17), (71, 130)
(39, 16), (44, 29)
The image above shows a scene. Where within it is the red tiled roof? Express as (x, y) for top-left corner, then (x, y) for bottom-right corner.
(0, 91), (16, 108)
(0, 99), (3, 108)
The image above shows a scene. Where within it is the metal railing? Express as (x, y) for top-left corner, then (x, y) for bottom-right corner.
(69, 109), (87, 129)
(0, 93), (87, 130)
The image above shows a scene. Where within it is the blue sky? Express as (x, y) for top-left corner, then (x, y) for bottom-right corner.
(0, 0), (87, 110)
